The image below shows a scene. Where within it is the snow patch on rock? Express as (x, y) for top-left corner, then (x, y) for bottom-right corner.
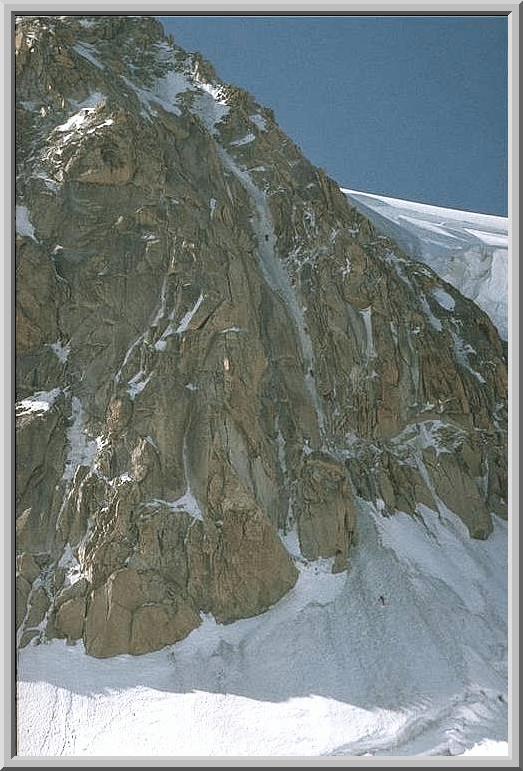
(250, 113), (268, 132)
(49, 341), (70, 363)
(16, 388), (61, 417)
(230, 133), (256, 147)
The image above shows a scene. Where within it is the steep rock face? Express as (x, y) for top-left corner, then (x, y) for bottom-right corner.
(15, 15), (507, 657)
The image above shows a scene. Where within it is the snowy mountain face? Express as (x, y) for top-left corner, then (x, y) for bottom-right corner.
(15, 16), (507, 757)
(343, 190), (508, 341)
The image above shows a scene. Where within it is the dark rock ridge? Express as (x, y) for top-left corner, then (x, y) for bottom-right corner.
(15, 15), (507, 657)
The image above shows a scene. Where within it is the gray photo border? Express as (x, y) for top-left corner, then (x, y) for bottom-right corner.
(1, 1), (519, 767)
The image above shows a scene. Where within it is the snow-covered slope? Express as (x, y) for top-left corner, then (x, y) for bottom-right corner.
(17, 502), (508, 757)
(343, 189), (508, 340)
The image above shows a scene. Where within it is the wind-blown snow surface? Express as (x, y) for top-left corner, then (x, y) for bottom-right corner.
(343, 189), (508, 340)
(17, 504), (507, 757)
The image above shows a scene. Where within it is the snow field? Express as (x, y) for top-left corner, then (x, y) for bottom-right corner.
(18, 503), (507, 757)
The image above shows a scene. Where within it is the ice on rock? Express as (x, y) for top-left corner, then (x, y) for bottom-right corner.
(216, 145), (326, 438)
(230, 133), (256, 147)
(451, 332), (486, 384)
(432, 287), (456, 312)
(16, 205), (37, 240)
(360, 307), (377, 360)
(250, 113), (268, 132)
(176, 293), (204, 334)
(73, 42), (105, 70)
(127, 370), (152, 400)
(63, 397), (98, 481)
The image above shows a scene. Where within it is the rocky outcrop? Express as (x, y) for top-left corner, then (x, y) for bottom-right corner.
(15, 15), (507, 657)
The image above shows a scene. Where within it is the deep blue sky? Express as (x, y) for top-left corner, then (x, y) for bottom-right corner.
(160, 16), (508, 216)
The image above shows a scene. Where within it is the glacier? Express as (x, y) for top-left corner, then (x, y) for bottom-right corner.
(343, 189), (508, 341)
